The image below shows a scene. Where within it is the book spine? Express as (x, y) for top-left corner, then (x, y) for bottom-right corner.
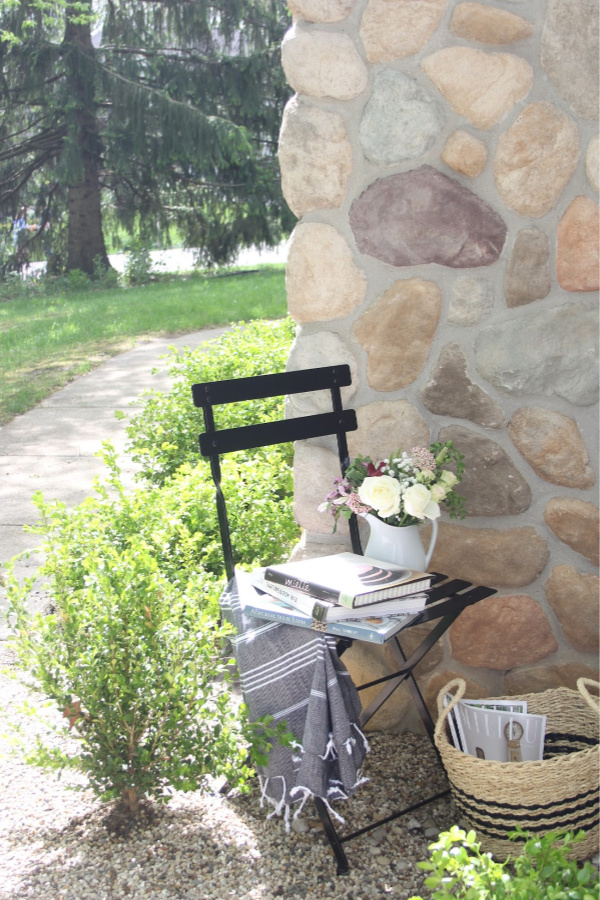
(263, 566), (342, 605)
(257, 579), (331, 622)
(244, 604), (314, 631)
(327, 620), (388, 644)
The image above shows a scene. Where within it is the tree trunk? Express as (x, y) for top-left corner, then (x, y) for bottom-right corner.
(64, 12), (111, 276)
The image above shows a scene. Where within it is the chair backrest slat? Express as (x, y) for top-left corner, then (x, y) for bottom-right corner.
(192, 364), (352, 408)
(199, 409), (358, 457)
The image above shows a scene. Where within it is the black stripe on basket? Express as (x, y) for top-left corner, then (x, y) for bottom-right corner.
(544, 732), (598, 757)
(452, 783), (599, 815)
(452, 795), (599, 840)
(452, 788), (599, 832)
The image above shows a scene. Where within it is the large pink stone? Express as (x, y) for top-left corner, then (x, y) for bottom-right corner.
(349, 166), (506, 268)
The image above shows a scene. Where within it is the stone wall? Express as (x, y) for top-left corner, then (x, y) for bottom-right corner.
(278, 0), (599, 730)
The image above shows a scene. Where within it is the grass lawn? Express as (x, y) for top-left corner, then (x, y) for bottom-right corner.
(0, 265), (287, 425)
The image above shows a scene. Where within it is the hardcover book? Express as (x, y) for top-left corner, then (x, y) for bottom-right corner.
(252, 570), (427, 622)
(237, 573), (412, 644)
(263, 552), (432, 609)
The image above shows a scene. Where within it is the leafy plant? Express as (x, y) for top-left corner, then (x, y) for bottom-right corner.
(124, 316), (296, 486)
(124, 241), (154, 285)
(409, 826), (599, 900)
(3, 447), (294, 817)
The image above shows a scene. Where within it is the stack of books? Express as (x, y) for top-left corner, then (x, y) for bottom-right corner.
(238, 552), (433, 644)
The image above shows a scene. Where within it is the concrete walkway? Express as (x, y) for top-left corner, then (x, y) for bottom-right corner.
(0, 326), (229, 638)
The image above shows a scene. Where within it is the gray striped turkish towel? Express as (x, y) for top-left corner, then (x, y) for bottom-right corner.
(221, 574), (369, 830)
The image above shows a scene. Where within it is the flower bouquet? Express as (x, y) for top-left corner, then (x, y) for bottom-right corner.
(319, 441), (466, 531)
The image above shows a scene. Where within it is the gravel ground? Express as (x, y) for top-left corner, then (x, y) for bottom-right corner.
(0, 645), (455, 900)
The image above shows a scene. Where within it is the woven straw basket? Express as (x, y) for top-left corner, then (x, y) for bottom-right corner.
(435, 677), (600, 860)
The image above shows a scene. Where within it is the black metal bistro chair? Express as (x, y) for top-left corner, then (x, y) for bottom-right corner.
(192, 364), (496, 874)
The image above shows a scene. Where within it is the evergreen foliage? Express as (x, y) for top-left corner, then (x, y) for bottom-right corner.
(0, 1), (293, 275)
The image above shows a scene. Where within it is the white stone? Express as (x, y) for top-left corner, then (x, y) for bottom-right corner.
(347, 400), (430, 461)
(278, 96), (353, 217)
(293, 443), (349, 534)
(287, 0), (355, 23)
(285, 222), (367, 323)
(449, 276), (494, 326)
(281, 25), (368, 101)
(586, 135), (599, 194)
(286, 329), (359, 417)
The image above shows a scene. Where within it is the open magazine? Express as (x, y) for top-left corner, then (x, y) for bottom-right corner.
(444, 695), (546, 762)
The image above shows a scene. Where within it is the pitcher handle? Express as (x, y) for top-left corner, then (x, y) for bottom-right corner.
(425, 518), (438, 569)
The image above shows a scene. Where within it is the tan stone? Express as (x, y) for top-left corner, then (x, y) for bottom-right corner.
(450, 2), (534, 44)
(586, 135), (599, 194)
(293, 443), (349, 534)
(281, 25), (368, 101)
(441, 130), (487, 177)
(428, 522), (550, 588)
(287, 0), (355, 23)
(285, 223), (367, 324)
(494, 102), (580, 218)
(546, 565), (600, 655)
(556, 196), (600, 293)
(347, 400), (430, 462)
(278, 97), (353, 217)
(360, 0), (446, 63)
(508, 407), (595, 489)
(504, 228), (551, 307)
(352, 278), (441, 392)
(425, 670), (489, 720)
(421, 48), (533, 130)
(544, 498), (600, 566)
(342, 623), (443, 731)
(286, 329), (358, 418)
(449, 595), (559, 670)
(504, 662), (600, 696)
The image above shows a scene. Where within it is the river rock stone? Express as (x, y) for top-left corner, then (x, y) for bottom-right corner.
(420, 343), (505, 428)
(425, 671), (490, 720)
(544, 498), (600, 566)
(281, 25), (368, 100)
(556, 196), (600, 292)
(449, 595), (558, 670)
(450, 2), (534, 44)
(504, 228), (551, 307)
(508, 407), (595, 489)
(343, 624), (444, 730)
(428, 522), (550, 587)
(438, 424), (532, 516)
(352, 278), (441, 391)
(293, 443), (348, 535)
(421, 47), (533, 129)
(287, 0), (355, 23)
(286, 329), (358, 418)
(278, 97), (353, 217)
(360, 0), (447, 63)
(359, 70), (444, 165)
(541, 0), (599, 120)
(474, 303), (599, 407)
(348, 400), (430, 462)
(441, 130), (487, 177)
(586, 135), (599, 193)
(504, 662), (600, 696)
(493, 102), (580, 218)
(448, 276), (494, 325)
(546, 565), (600, 654)
(349, 167), (507, 268)
(285, 223), (367, 323)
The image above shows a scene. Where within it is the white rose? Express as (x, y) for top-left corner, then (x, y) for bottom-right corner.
(403, 483), (441, 520)
(358, 475), (401, 519)
(430, 483), (447, 502)
(439, 469), (458, 487)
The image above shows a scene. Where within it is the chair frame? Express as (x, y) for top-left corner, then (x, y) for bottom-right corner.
(192, 364), (496, 875)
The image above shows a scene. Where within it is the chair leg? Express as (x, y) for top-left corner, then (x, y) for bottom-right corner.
(313, 797), (350, 875)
